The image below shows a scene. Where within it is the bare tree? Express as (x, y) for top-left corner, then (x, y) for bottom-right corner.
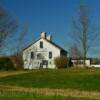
(71, 3), (100, 67)
(0, 6), (17, 55)
(14, 23), (28, 67)
(7, 23), (29, 69)
(69, 44), (83, 59)
(17, 23), (28, 53)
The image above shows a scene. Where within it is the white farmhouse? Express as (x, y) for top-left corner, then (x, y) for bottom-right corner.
(23, 32), (67, 69)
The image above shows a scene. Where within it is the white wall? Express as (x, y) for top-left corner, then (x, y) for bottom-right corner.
(90, 65), (100, 67)
(23, 38), (61, 69)
(72, 59), (91, 67)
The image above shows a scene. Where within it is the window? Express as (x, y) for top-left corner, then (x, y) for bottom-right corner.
(31, 52), (34, 59)
(43, 60), (48, 65)
(37, 53), (43, 59)
(49, 52), (52, 59)
(40, 41), (43, 48)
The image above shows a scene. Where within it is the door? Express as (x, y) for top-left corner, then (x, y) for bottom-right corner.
(42, 60), (48, 68)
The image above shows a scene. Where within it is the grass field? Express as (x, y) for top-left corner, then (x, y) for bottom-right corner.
(0, 68), (100, 91)
(0, 67), (100, 99)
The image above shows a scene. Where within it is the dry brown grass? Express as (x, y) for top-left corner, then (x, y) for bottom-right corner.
(0, 85), (100, 99)
(0, 71), (29, 78)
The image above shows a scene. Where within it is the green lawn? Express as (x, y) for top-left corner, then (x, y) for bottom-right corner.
(0, 68), (100, 91)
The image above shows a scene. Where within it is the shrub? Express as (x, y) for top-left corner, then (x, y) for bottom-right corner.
(0, 57), (15, 70)
(54, 56), (67, 68)
(10, 55), (24, 70)
(68, 58), (73, 67)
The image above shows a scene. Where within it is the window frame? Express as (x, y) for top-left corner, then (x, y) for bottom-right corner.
(40, 41), (43, 48)
(49, 51), (52, 59)
(30, 52), (34, 59)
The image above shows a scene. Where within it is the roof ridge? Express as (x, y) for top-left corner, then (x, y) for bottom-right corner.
(23, 38), (67, 53)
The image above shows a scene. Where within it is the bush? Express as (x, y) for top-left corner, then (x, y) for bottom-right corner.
(68, 58), (73, 67)
(0, 57), (15, 70)
(10, 55), (24, 70)
(54, 56), (67, 68)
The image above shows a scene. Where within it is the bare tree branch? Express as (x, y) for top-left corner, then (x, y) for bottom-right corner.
(0, 6), (18, 54)
(70, 3), (100, 67)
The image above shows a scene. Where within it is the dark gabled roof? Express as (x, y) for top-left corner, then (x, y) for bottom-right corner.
(45, 39), (67, 53)
(23, 38), (41, 50)
(23, 38), (67, 53)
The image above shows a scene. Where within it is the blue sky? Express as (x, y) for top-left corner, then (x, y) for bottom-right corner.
(0, 0), (100, 57)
